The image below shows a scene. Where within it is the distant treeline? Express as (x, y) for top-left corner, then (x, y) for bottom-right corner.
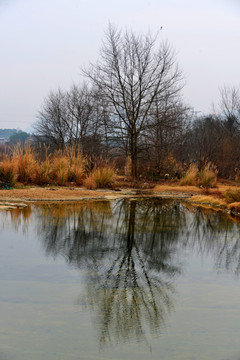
(0, 129), (30, 144)
(0, 129), (17, 139)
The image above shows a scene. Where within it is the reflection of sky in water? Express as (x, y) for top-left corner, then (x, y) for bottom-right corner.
(0, 199), (240, 360)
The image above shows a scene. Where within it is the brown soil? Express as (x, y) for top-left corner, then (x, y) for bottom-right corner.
(0, 187), (116, 202)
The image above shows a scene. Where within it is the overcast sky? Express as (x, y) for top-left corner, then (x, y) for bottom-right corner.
(0, 0), (239, 130)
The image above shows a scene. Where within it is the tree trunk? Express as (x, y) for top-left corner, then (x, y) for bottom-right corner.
(130, 134), (138, 179)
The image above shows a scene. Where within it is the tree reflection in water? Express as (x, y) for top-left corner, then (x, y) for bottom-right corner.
(187, 206), (240, 274)
(37, 199), (187, 347)
(4, 199), (240, 347)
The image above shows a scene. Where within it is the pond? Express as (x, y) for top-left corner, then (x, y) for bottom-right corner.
(0, 198), (240, 360)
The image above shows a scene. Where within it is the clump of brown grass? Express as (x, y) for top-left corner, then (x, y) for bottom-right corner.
(13, 144), (38, 184)
(35, 159), (52, 185)
(190, 195), (226, 207)
(180, 163), (218, 188)
(0, 143), (114, 188)
(198, 166), (217, 188)
(227, 202), (240, 212)
(51, 153), (69, 186)
(224, 189), (240, 203)
(180, 164), (198, 185)
(0, 156), (16, 186)
(90, 166), (115, 188)
(83, 175), (97, 189)
(65, 146), (86, 185)
(200, 188), (223, 198)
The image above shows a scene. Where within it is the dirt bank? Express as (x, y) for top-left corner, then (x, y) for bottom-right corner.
(0, 185), (192, 202)
(0, 183), (239, 214)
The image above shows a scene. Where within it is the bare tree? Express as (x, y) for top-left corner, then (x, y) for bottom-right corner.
(35, 89), (68, 151)
(84, 24), (183, 178)
(219, 85), (240, 134)
(143, 98), (189, 172)
(35, 84), (105, 155)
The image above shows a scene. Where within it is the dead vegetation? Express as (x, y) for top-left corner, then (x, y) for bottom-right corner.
(0, 144), (115, 188)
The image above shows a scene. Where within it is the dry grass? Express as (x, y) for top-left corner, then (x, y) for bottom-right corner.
(13, 145), (38, 184)
(90, 166), (115, 188)
(190, 195), (227, 207)
(0, 144), (93, 187)
(154, 183), (202, 193)
(51, 154), (69, 186)
(0, 156), (16, 186)
(227, 202), (240, 212)
(35, 159), (52, 185)
(83, 176), (97, 189)
(224, 189), (240, 203)
(198, 167), (217, 187)
(0, 187), (113, 200)
(180, 163), (218, 188)
(180, 164), (198, 185)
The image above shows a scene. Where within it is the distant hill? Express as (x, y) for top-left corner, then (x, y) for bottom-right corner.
(0, 129), (18, 139)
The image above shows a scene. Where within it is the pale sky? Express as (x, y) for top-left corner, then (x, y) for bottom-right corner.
(0, 0), (239, 130)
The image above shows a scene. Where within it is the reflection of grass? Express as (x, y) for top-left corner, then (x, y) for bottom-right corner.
(5, 206), (32, 231)
(40, 201), (112, 219)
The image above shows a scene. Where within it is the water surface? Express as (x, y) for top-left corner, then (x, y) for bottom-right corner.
(1, 199), (240, 359)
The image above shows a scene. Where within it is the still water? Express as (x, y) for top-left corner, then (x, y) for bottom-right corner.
(0, 198), (240, 360)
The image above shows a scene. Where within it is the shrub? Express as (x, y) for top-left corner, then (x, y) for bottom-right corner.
(91, 166), (115, 188)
